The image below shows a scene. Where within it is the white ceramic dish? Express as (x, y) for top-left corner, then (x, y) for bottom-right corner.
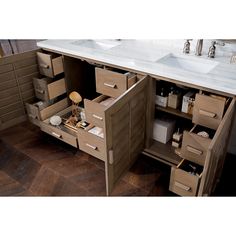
(50, 115), (62, 126)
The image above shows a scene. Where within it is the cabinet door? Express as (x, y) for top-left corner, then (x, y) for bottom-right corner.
(198, 98), (235, 196)
(104, 75), (149, 195)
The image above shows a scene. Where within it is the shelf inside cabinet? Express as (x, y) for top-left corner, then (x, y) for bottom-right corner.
(156, 105), (192, 120)
(143, 140), (182, 166)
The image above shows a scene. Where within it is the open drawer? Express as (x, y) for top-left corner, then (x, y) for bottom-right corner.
(84, 95), (115, 129)
(37, 51), (64, 78)
(169, 159), (203, 196)
(33, 77), (66, 101)
(77, 125), (106, 161)
(193, 93), (228, 130)
(95, 67), (137, 98)
(25, 97), (68, 123)
(180, 125), (215, 166)
(40, 106), (78, 148)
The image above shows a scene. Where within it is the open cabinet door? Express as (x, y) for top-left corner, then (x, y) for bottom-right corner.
(104, 75), (149, 195)
(198, 98), (235, 196)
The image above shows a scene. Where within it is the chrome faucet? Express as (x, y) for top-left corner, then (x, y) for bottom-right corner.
(208, 40), (225, 58)
(195, 39), (203, 56)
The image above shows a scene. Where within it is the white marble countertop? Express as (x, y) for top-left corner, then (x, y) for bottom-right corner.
(37, 39), (236, 96)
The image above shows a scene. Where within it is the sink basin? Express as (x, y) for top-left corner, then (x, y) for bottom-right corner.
(158, 53), (219, 74)
(71, 40), (121, 50)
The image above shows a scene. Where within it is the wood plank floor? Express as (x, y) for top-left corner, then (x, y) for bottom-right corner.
(0, 121), (235, 196)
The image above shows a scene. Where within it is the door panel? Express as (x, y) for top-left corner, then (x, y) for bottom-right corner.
(198, 98), (235, 196)
(104, 76), (148, 195)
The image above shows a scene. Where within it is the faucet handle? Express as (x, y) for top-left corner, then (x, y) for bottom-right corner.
(212, 40), (225, 46)
(215, 41), (225, 46)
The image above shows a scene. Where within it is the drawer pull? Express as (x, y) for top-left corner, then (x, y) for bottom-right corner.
(104, 82), (116, 88)
(52, 132), (62, 138)
(86, 143), (97, 150)
(175, 181), (191, 191)
(39, 63), (49, 69)
(92, 114), (103, 121)
(35, 88), (45, 94)
(186, 145), (203, 155)
(199, 109), (216, 118)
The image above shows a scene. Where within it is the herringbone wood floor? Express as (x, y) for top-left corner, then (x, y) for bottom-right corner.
(0, 122), (175, 196)
(0, 122), (235, 196)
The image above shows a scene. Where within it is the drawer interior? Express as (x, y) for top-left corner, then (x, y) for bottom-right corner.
(42, 106), (78, 137)
(25, 99), (54, 119)
(177, 159), (203, 177)
(37, 51), (64, 78)
(92, 94), (116, 107)
(38, 51), (62, 60)
(189, 124), (216, 139)
(104, 67), (137, 87)
(81, 124), (105, 139)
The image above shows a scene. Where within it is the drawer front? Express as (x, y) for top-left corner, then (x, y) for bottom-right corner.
(95, 67), (128, 98)
(169, 166), (200, 196)
(40, 98), (68, 120)
(25, 98), (68, 121)
(180, 131), (211, 166)
(51, 57), (64, 77)
(193, 94), (226, 130)
(33, 78), (66, 101)
(41, 122), (77, 147)
(47, 78), (66, 100)
(77, 128), (105, 161)
(84, 95), (107, 129)
(37, 52), (64, 78)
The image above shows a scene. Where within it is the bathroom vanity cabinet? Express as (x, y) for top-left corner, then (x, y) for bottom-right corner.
(2, 46), (234, 196)
(23, 47), (235, 196)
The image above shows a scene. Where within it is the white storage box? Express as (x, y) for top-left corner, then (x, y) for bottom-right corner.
(153, 118), (176, 144)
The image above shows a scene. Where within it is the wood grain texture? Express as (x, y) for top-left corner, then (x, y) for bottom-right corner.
(105, 75), (148, 195)
(0, 63), (13, 74)
(180, 129), (211, 166)
(95, 67), (129, 98)
(0, 71), (15, 83)
(0, 49), (39, 131)
(169, 162), (201, 196)
(198, 98), (236, 196)
(84, 95), (109, 129)
(193, 93), (226, 130)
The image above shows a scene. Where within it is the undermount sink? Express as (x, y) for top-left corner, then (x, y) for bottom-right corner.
(71, 40), (121, 50)
(158, 53), (219, 74)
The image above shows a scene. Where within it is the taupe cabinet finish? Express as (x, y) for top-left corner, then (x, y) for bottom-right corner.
(0, 50), (40, 130)
(6, 49), (234, 196)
